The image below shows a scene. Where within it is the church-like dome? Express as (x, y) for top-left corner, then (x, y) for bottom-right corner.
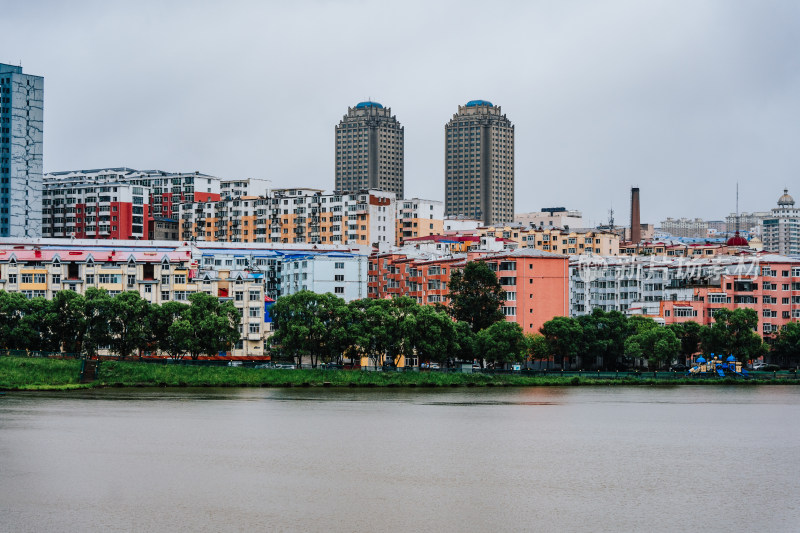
(778, 188), (794, 206)
(726, 232), (749, 246)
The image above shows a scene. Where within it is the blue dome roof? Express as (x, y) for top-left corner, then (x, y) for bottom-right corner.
(466, 99), (493, 107)
(727, 355), (736, 362)
(356, 101), (383, 109)
(696, 357), (706, 363)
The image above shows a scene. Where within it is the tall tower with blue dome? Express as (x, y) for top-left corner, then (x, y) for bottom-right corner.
(335, 101), (404, 198)
(444, 100), (514, 225)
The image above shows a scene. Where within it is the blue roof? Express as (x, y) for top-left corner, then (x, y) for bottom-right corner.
(356, 101), (383, 109)
(466, 100), (493, 107)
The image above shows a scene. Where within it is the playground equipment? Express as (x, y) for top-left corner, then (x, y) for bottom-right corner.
(688, 354), (750, 378)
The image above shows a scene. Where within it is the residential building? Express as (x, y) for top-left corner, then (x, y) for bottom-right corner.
(43, 168), (221, 239)
(569, 254), (800, 339)
(177, 188), (396, 246)
(445, 100), (514, 225)
(335, 101), (404, 198)
(280, 252), (368, 301)
(726, 211), (771, 235)
(762, 189), (800, 256)
(443, 216), (482, 233)
(618, 241), (737, 257)
(42, 180), (150, 239)
(396, 198), (444, 245)
(519, 227), (619, 256)
(220, 177), (271, 199)
(369, 248), (569, 334)
(515, 208), (584, 229)
(660, 217), (709, 239)
(0, 63), (43, 238)
(0, 239), (374, 356)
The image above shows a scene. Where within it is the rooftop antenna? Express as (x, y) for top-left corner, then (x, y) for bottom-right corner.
(736, 182), (740, 235)
(608, 205), (614, 230)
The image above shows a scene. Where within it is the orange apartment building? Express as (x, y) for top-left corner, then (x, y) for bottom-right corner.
(369, 248), (569, 334)
(660, 257), (800, 338)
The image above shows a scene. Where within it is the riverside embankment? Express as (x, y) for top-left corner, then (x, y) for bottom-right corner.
(2, 356), (799, 391)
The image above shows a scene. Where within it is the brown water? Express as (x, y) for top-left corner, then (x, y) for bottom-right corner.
(1, 386), (799, 532)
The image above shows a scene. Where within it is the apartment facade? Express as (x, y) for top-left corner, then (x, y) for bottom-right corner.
(660, 217), (709, 239)
(0, 63), (43, 238)
(445, 100), (514, 225)
(570, 254), (800, 339)
(335, 101), (404, 198)
(42, 180), (150, 239)
(177, 188), (396, 246)
(369, 248), (569, 334)
(43, 168), (221, 239)
(396, 198), (444, 245)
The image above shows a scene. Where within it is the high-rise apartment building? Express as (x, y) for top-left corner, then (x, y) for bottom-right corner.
(445, 100), (514, 226)
(0, 63), (43, 238)
(335, 101), (404, 198)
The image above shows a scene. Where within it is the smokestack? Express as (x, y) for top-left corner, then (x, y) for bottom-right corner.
(630, 187), (641, 243)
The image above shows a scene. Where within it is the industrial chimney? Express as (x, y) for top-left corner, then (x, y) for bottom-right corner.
(630, 187), (641, 244)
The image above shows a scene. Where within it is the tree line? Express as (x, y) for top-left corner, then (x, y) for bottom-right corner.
(269, 262), (534, 368)
(0, 289), (240, 360)
(272, 261), (800, 370)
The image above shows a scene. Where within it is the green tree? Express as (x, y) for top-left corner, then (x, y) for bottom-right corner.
(452, 321), (477, 364)
(181, 292), (240, 360)
(0, 291), (29, 350)
(150, 301), (191, 360)
(16, 297), (59, 352)
(771, 322), (800, 369)
(576, 309), (629, 370)
(107, 291), (151, 359)
(270, 290), (345, 368)
(447, 261), (505, 334)
(667, 321), (704, 364)
(701, 308), (765, 363)
(83, 288), (113, 358)
(410, 305), (458, 367)
(525, 333), (550, 369)
(49, 290), (87, 354)
(476, 321), (526, 368)
(540, 316), (582, 369)
(624, 326), (680, 370)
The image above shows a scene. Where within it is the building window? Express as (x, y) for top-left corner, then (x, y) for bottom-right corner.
(335, 262), (344, 269)
(249, 290), (260, 301)
(334, 286), (344, 294)
(249, 307), (260, 317)
(161, 290), (170, 301)
(235, 291), (244, 301)
(249, 323), (260, 334)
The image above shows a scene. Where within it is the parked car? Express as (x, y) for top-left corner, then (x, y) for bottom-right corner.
(273, 363), (296, 369)
(751, 362), (767, 371)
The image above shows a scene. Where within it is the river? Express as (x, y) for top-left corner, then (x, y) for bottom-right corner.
(1, 386), (799, 532)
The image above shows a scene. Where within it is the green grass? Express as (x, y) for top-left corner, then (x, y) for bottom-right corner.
(0, 357), (90, 390)
(2, 356), (798, 390)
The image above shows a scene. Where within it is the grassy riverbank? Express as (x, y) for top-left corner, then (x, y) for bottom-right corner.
(0, 357), (88, 390)
(3, 356), (799, 391)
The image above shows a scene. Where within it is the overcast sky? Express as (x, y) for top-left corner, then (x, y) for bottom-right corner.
(3, 0), (799, 226)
